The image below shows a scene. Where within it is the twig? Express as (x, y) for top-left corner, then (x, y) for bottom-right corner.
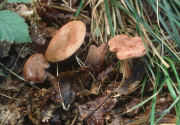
(0, 93), (12, 99)
(71, 114), (78, 125)
(62, 0), (69, 5)
(40, 3), (76, 13)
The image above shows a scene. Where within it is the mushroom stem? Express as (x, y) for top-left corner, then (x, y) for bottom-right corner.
(108, 34), (148, 83)
(46, 72), (59, 92)
(121, 59), (132, 83)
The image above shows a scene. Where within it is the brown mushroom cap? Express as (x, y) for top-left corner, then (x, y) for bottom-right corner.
(23, 53), (50, 83)
(108, 34), (147, 60)
(45, 21), (86, 62)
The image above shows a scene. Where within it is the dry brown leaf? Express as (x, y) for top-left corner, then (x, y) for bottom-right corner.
(97, 65), (115, 81)
(30, 27), (46, 45)
(60, 81), (76, 108)
(57, 67), (90, 83)
(78, 91), (117, 125)
(114, 63), (145, 97)
(15, 4), (33, 21)
(85, 43), (108, 73)
(43, 27), (58, 38)
(125, 98), (140, 117)
(57, 67), (90, 108)
(89, 82), (100, 95)
(0, 105), (24, 125)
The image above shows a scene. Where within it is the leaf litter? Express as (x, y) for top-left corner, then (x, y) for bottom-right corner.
(0, 0), (177, 125)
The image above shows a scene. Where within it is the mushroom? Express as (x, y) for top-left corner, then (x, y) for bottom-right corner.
(23, 53), (50, 83)
(45, 21), (86, 62)
(23, 53), (58, 91)
(108, 34), (147, 82)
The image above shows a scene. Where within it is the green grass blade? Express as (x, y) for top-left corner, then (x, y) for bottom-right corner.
(162, 0), (180, 42)
(163, 69), (177, 100)
(150, 69), (160, 124)
(143, 57), (155, 80)
(141, 77), (147, 112)
(141, 76), (147, 100)
(164, 57), (180, 89)
(104, 0), (115, 36)
(173, 0), (180, 8)
(169, 0), (180, 16)
(75, 0), (84, 17)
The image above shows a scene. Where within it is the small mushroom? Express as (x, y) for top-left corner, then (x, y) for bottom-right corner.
(23, 53), (50, 83)
(45, 21), (86, 62)
(108, 34), (147, 82)
(23, 54), (59, 92)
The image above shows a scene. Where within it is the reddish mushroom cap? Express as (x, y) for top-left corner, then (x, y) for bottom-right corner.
(45, 21), (86, 62)
(23, 53), (50, 83)
(108, 34), (147, 60)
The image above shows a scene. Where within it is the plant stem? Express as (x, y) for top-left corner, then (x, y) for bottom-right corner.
(0, 0), (7, 9)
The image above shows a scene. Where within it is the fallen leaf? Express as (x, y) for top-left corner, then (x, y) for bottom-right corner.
(125, 98), (140, 117)
(89, 82), (100, 95)
(97, 65), (115, 81)
(78, 91), (117, 125)
(109, 116), (120, 125)
(57, 67), (90, 82)
(36, 2), (62, 25)
(60, 81), (76, 108)
(43, 27), (58, 38)
(15, 4), (33, 21)
(30, 27), (46, 45)
(57, 67), (90, 109)
(85, 43), (108, 73)
(0, 105), (24, 125)
(114, 63), (145, 97)
(27, 88), (60, 124)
